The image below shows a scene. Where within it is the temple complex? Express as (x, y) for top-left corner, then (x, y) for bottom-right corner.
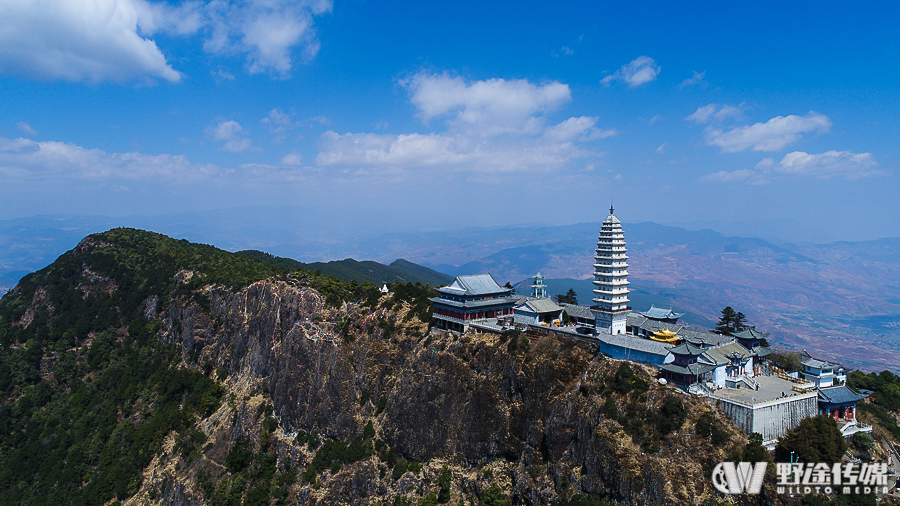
(590, 206), (630, 335)
(429, 274), (517, 332)
(428, 207), (872, 445)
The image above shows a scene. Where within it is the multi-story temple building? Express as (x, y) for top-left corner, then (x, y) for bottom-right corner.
(590, 206), (631, 335)
(429, 274), (518, 332)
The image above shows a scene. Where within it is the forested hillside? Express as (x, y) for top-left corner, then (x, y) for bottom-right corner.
(237, 250), (452, 287)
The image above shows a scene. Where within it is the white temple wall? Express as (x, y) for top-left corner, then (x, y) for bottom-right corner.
(713, 366), (726, 388)
(712, 393), (818, 442)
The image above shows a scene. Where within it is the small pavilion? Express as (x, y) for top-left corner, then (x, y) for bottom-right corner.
(732, 327), (768, 350)
(650, 328), (680, 343)
(640, 305), (684, 324)
(530, 272), (548, 299)
(817, 385), (867, 422)
(658, 342), (714, 386)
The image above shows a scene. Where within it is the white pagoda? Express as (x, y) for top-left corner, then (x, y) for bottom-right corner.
(591, 206), (630, 335)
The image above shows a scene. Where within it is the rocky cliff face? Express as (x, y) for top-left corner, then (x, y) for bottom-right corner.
(132, 276), (767, 506)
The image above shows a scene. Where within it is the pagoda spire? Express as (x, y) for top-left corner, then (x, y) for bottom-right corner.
(590, 208), (630, 335)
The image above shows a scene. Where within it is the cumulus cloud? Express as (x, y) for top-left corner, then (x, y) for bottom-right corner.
(685, 103), (742, 124)
(203, 0), (332, 76)
(679, 70), (706, 88)
(771, 150), (884, 179)
(702, 150), (885, 184)
(315, 73), (614, 175)
(704, 112), (831, 152)
(261, 108), (294, 143)
(280, 152), (303, 166)
(205, 119), (257, 153)
(600, 56), (660, 87)
(405, 73), (571, 136)
(0, 136), (220, 182)
(16, 122), (37, 137)
(0, 0), (331, 83)
(0, 0), (183, 83)
(543, 117), (617, 143)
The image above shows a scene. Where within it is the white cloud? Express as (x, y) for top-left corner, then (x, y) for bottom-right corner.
(16, 122), (37, 137)
(0, 136), (220, 182)
(205, 119), (257, 153)
(0, 0), (331, 84)
(685, 103), (742, 124)
(280, 152), (303, 166)
(316, 130), (595, 174)
(212, 68), (236, 83)
(704, 112), (831, 152)
(543, 117), (617, 143)
(261, 108), (294, 143)
(0, 135), (321, 188)
(600, 56), (660, 87)
(702, 150), (885, 183)
(679, 70), (706, 88)
(316, 73), (615, 176)
(773, 150), (884, 179)
(203, 0), (331, 76)
(0, 0), (183, 83)
(405, 73), (571, 136)
(656, 143), (666, 153)
(700, 168), (757, 183)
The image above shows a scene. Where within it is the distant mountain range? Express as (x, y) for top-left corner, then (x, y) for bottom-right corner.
(237, 250), (452, 287)
(1, 213), (898, 372)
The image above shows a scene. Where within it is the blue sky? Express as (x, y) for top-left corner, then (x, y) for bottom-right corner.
(1, 0), (898, 244)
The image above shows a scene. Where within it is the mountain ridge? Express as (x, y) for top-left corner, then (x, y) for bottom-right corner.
(0, 227), (757, 505)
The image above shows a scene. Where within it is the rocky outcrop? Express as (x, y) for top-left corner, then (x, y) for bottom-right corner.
(136, 277), (758, 505)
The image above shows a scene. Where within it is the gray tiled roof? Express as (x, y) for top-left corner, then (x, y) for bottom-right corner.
(818, 385), (867, 405)
(755, 347), (774, 357)
(437, 274), (506, 296)
(799, 350), (844, 370)
(526, 298), (563, 313)
(732, 327), (770, 339)
(680, 328), (732, 347)
(640, 305), (685, 320)
(430, 296), (519, 309)
(703, 342), (752, 366)
(669, 342), (705, 356)
(626, 313), (648, 327)
(597, 333), (673, 356)
(561, 303), (595, 319)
